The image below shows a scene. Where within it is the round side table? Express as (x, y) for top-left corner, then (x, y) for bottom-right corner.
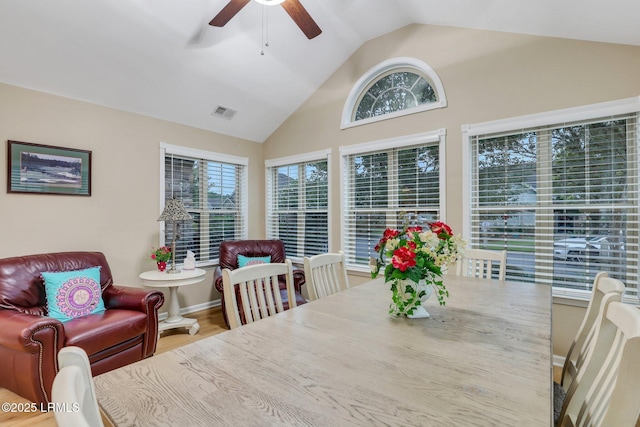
(139, 268), (206, 335)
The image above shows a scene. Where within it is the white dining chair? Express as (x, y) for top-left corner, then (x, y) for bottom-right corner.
(557, 301), (640, 427)
(51, 346), (104, 427)
(303, 251), (349, 300)
(222, 260), (296, 329)
(559, 272), (625, 391)
(455, 248), (507, 281)
(552, 274), (625, 423)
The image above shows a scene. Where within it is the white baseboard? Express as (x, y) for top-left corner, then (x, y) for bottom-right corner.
(158, 299), (221, 321)
(553, 354), (565, 368)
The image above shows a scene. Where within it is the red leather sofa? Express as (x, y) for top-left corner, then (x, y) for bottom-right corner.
(214, 240), (306, 328)
(0, 251), (164, 404)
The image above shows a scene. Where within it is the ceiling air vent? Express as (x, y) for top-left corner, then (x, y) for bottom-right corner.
(212, 105), (237, 120)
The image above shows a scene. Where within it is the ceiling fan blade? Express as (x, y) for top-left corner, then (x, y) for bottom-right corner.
(280, 0), (322, 39)
(209, 0), (251, 27)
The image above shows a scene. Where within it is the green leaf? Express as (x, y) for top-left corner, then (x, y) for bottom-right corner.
(407, 269), (421, 283)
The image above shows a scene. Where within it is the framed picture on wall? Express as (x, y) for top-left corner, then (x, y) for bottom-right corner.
(7, 140), (92, 196)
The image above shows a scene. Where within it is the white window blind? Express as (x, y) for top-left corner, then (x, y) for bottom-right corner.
(266, 153), (329, 259)
(341, 133), (443, 270)
(469, 112), (639, 299)
(161, 144), (248, 266)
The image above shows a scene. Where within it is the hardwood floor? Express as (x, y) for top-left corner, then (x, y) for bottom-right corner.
(151, 305), (227, 353)
(0, 306), (227, 427)
(553, 365), (562, 383)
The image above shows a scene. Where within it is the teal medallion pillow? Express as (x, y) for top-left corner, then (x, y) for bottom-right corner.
(42, 266), (106, 322)
(237, 254), (271, 267)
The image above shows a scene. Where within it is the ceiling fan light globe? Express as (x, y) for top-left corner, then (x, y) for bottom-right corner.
(254, 0), (285, 5)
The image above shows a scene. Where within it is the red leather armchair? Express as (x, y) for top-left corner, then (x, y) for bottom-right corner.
(214, 240), (306, 328)
(0, 251), (164, 404)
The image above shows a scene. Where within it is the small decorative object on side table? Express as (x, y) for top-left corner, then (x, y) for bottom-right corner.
(150, 246), (172, 272)
(139, 268), (206, 335)
(183, 250), (196, 270)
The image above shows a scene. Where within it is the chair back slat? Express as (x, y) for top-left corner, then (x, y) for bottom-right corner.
(560, 273), (625, 391)
(222, 260), (295, 329)
(584, 331), (622, 425)
(52, 346), (104, 427)
(456, 248), (506, 281)
(304, 251), (349, 300)
(559, 301), (640, 426)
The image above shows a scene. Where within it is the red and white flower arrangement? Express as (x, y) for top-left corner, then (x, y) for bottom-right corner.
(371, 220), (465, 316)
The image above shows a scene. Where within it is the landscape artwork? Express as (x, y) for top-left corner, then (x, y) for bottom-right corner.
(7, 140), (91, 196)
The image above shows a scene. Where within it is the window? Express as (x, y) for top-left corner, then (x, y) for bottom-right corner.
(341, 57), (447, 129)
(266, 150), (330, 259)
(161, 143), (248, 266)
(341, 130), (446, 270)
(464, 98), (640, 301)
(355, 70), (436, 121)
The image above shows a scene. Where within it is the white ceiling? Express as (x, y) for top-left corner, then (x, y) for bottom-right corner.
(1, 0), (638, 143)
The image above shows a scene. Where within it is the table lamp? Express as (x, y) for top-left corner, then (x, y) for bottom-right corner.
(158, 198), (192, 274)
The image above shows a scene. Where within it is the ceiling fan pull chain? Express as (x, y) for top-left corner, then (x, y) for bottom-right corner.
(265, 5), (270, 48)
(260, 1), (269, 55)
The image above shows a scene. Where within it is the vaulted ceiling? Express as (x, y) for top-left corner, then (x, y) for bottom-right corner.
(1, 0), (638, 142)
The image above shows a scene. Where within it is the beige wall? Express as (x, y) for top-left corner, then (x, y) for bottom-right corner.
(1, 23), (639, 357)
(0, 83), (265, 308)
(263, 24), (640, 358)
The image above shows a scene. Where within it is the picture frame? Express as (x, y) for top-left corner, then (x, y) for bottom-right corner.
(7, 140), (92, 196)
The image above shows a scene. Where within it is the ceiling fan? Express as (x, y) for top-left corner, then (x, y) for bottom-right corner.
(209, 0), (322, 40)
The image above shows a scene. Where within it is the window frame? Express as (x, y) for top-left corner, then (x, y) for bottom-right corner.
(341, 57), (447, 130)
(462, 96), (640, 304)
(265, 149), (331, 263)
(159, 142), (249, 267)
(339, 129), (447, 272)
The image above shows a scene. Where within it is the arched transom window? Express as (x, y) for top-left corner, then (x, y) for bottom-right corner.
(342, 57), (446, 128)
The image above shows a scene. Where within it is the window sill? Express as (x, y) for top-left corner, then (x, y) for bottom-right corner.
(553, 287), (639, 306)
(346, 268), (374, 278)
(552, 295), (589, 308)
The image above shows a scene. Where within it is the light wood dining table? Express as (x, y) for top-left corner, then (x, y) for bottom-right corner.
(94, 275), (552, 426)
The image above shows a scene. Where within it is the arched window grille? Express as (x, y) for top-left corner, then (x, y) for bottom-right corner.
(341, 57), (446, 129)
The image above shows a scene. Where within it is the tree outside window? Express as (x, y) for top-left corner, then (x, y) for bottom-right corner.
(471, 116), (637, 292)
